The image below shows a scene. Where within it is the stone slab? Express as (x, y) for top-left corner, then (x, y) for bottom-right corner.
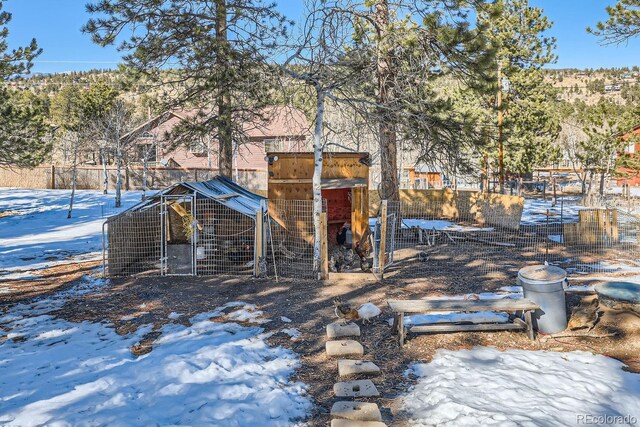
(326, 340), (364, 357)
(333, 379), (379, 397)
(331, 401), (382, 422)
(338, 359), (381, 377)
(330, 420), (387, 427)
(327, 321), (361, 339)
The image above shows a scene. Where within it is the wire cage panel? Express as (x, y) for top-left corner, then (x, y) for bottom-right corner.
(194, 199), (256, 276)
(266, 199), (316, 279)
(106, 205), (162, 276)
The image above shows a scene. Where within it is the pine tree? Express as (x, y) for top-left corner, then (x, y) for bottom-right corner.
(589, 0), (640, 44)
(477, 0), (560, 185)
(0, 1), (49, 167)
(83, 0), (290, 178)
(347, 1), (495, 198)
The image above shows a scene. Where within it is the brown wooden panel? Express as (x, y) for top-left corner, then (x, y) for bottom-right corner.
(351, 187), (369, 249)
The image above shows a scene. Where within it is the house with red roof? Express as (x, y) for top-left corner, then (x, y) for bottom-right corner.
(125, 105), (310, 173)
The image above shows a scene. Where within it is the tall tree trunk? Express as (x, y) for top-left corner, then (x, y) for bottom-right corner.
(216, 0), (233, 177)
(67, 143), (78, 219)
(142, 151), (148, 199)
(115, 146), (122, 208)
(375, 0), (399, 200)
(599, 171), (606, 196)
(312, 87), (325, 276)
(101, 148), (108, 194)
(497, 63), (505, 194)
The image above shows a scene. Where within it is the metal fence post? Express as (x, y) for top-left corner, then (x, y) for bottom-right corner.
(378, 200), (388, 279)
(254, 201), (266, 277)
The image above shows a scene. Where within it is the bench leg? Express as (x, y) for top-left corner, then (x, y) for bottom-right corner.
(392, 313), (399, 335)
(398, 312), (405, 347)
(524, 310), (535, 341)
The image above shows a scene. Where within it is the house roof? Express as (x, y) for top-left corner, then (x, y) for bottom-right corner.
(414, 164), (443, 174)
(118, 176), (265, 219)
(243, 106), (309, 139)
(122, 106), (309, 142)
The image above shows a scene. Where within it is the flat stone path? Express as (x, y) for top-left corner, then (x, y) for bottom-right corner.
(330, 420), (387, 427)
(325, 314), (388, 426)
(330, 401), (382, 422)
(337, 359), (381, 377)
(326, 339), (364, 357)
(327, 321), (361, 339)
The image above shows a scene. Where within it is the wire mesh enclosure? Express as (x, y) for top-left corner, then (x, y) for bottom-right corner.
(104, 177), (265, 278)
(106, 205), (162, 276)
(195, 199), (256, 276)
(267, 199), (316, 279)
(374, 195), (640, 284)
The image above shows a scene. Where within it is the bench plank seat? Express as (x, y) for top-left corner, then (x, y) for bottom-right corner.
(410, 322), (525, 334)
(388, 298), (539, 313)
(388, 298), (539, 346)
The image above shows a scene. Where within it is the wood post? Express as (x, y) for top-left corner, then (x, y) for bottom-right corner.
(254, 201), (265, 277)
(50, 165), (56, 189)
(524, 310), (535, 341)
(378, 200), (388, 279)
(319, 212), (328, 279)
(612, 209), (619, 243)
(399, 312), (405, 346)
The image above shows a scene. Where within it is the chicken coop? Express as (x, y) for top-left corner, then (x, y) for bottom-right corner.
(266, 152), (370, 277)
(104, 176), (266, 277)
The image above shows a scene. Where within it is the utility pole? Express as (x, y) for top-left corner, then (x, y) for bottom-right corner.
(497, 62), (505, 194)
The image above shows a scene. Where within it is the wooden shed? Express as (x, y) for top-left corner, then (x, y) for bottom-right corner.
(267, 152), (370, 248)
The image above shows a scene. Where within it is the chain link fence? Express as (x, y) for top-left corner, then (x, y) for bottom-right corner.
(266, 200), (317, 279)
(375, 195), (640, 283)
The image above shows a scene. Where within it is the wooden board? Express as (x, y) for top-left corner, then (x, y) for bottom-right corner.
(409, 323), (525, 333)
(268, 152), (370, 250)
(351, 187), (369, 248)
(387, 298), (539, 313)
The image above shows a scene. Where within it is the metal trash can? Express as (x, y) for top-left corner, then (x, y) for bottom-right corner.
(517, 265), (568, 334)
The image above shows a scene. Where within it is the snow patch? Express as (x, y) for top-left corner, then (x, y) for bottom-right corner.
(0, 189), (142, 270)
(0, 302), (310, 426)
(281, 328), (301, 340)
(401, 347), (640, 426)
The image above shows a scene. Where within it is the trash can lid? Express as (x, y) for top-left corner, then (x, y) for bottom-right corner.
(518, 265), (567, 282)
(594, 281), (640, 304)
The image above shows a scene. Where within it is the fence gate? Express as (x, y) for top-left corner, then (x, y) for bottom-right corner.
(372, 200), (396, 280)
(160, 193), (197, 276)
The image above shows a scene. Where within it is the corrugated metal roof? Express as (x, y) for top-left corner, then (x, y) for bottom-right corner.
(126, 176), (265, 219)
(414, 164), (443, 174)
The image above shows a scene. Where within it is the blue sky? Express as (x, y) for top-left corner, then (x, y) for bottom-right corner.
(4, 0), (640, 74)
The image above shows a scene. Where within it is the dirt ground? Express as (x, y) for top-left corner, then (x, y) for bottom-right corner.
(1, 265), (639, 426)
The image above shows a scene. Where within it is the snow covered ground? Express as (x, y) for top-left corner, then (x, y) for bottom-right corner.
(0, 277), (311, 426)
(401, 347), (640, 426)
(0, 189), (143, 272)
(520, 196), (585, 226)
(369, 218), (493, 233)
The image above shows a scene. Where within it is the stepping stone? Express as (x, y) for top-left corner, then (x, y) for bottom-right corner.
(331, 401), (382, 422)
(338, 359), (381, 377)
(327, 321), (361, 339)
(326, 340), (364, 357)
(333, 379), (379, 397)
(331, 419), (387, 427)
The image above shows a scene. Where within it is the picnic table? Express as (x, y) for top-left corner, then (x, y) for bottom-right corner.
(387, 298), (540, 346)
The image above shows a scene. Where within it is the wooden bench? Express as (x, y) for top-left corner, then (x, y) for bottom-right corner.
(388, 298), (540, 346)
